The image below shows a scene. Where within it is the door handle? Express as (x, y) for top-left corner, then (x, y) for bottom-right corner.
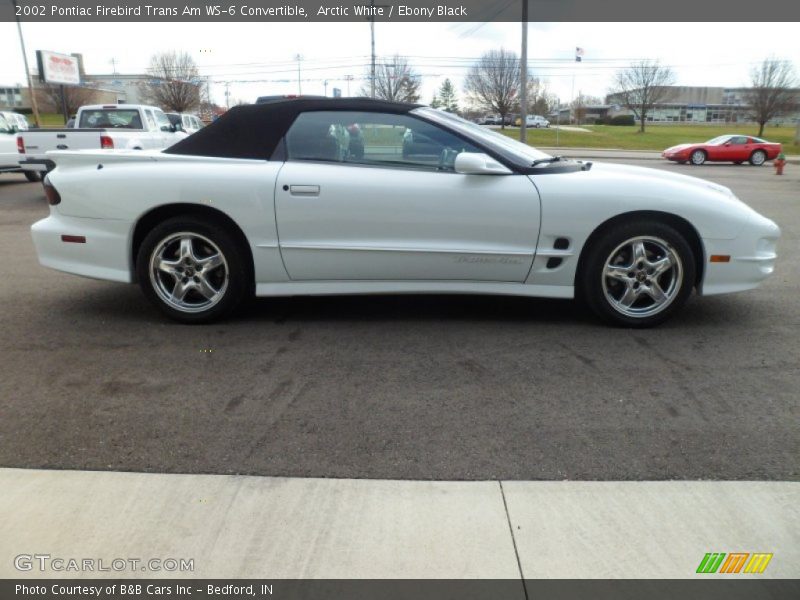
(288, 185), (320, 196)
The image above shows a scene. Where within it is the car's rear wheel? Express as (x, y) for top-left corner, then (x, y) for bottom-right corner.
(690, 149), (706, 165)
(749, 150), (766, 166)
(580, 220), (695, 328)
(136, 216), (249, 323)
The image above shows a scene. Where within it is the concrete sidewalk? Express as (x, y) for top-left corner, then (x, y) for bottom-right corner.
(537, 147), (800, 164)
(1, 469), (797, 579)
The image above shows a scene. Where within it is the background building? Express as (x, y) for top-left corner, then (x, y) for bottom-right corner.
(605, 85), (800, 124)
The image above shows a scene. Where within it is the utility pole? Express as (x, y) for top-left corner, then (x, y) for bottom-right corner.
(323, 80), (329, 97)
(110, 57), (118, 75)
(12, 0), (41, 127)
(370, 0), (376, 98)
(344, 75), (353, 96)
(224, 82), (230, 108)
(295, 54), (303, 95)
(519, 0), (528, 143)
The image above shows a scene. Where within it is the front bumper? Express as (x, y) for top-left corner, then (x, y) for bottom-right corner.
(31, 211), (134, 283)
(700, 214), (781, 295)
(662, 151), (690, 162)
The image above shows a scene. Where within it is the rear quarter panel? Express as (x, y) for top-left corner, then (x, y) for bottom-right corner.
(49, 156), (287, 283)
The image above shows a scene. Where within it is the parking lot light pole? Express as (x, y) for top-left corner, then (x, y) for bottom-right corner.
(12, 0), (41, 127)
(519, 0), (528, 143)
(295, 54), (303, 95)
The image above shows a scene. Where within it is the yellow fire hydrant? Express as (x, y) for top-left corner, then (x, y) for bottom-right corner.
(774, 153), (786, 175)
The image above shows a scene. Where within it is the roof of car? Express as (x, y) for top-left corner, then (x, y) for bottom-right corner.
(165, 97), (422, 160)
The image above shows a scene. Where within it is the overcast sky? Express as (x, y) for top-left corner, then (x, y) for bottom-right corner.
(1, 21), (797, 108)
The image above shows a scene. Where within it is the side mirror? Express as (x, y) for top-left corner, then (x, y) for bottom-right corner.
(454, 152), (511, 175)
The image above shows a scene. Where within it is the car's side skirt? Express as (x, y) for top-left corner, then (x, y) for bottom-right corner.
(255, 280), (574, 299)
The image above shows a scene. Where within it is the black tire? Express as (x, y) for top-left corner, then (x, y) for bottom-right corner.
(690, 149), (706, 165)
(580, 220), (696, 328)
(749, 150), (766, 166)
(136, 215), (250, 323)
(24, 170), (41, 182)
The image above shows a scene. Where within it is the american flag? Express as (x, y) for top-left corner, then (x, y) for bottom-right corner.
(575, 47), (585, 62)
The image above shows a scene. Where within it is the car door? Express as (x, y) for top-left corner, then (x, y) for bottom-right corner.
(275, 110), (540, 282)
(727, 136), (750, 161)
(0, 114), (19, 168)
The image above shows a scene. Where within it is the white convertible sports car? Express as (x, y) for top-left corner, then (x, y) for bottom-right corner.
(31, 98), (780, 327)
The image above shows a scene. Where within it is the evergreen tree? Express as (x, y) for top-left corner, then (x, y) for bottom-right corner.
(438, 79), (459, 113)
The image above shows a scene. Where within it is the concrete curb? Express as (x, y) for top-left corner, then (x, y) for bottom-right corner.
(1, 468), (798, 579)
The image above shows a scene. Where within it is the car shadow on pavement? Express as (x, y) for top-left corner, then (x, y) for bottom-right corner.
(48, 281), (754, 331)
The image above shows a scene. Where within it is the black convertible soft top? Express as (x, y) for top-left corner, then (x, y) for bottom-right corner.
(165, 98), (422, 160)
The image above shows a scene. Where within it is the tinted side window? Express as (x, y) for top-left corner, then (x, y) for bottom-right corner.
(154, 110), (171, 131)
(285, 111), (480, 171)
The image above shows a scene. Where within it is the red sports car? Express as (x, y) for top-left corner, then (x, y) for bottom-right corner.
(662, 134), (782, 166)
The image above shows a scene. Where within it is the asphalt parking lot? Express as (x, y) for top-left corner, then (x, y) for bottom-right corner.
(0, 159), (797, 481)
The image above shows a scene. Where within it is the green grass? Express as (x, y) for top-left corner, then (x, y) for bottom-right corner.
(499, 124), (800, 152)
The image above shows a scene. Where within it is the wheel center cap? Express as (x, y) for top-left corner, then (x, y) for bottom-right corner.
(636, 271), (647, 282)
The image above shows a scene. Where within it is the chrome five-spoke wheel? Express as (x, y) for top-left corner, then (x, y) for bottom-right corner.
(581, 220), (695, 327)
(602, 237), (683, 318)
(149, 232), (229, 313)
(137, 216), (248, 323)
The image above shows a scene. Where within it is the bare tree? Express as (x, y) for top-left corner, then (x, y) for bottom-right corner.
(746, 58), (798, 137)
(530, 91), (558, 117)
(571, 92), (603, 124)
(362, 55), (421, 103)
(35, 84), (101, 116)
(140, 51), (202, 112)
(610, 60), (676, 132)
(515, 77), (546, 113)
(465, 49), (524, 129)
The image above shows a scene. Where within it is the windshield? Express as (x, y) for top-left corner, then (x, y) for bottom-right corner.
(413, 107), (551, 165)
(79, 109), (144, 129)
(705, 135), (733, 145)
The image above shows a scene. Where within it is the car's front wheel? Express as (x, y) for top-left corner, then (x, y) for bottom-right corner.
(690, 149), (706, 165)
(749, 150), (766, 166)
(136, 216), (249, 323)
(24, 170), (41, 182)
(580, 220), (696, 327)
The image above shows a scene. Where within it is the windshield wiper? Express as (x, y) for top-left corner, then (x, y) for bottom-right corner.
(531, 156), (565, 166)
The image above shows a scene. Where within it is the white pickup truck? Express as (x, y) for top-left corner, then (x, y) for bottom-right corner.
(18, 104), (187, 177)
(0, 112), (38, 181)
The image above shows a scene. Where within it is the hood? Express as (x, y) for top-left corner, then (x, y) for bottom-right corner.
(663, 143), (698, 153)
(587, 160), (738, 200)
